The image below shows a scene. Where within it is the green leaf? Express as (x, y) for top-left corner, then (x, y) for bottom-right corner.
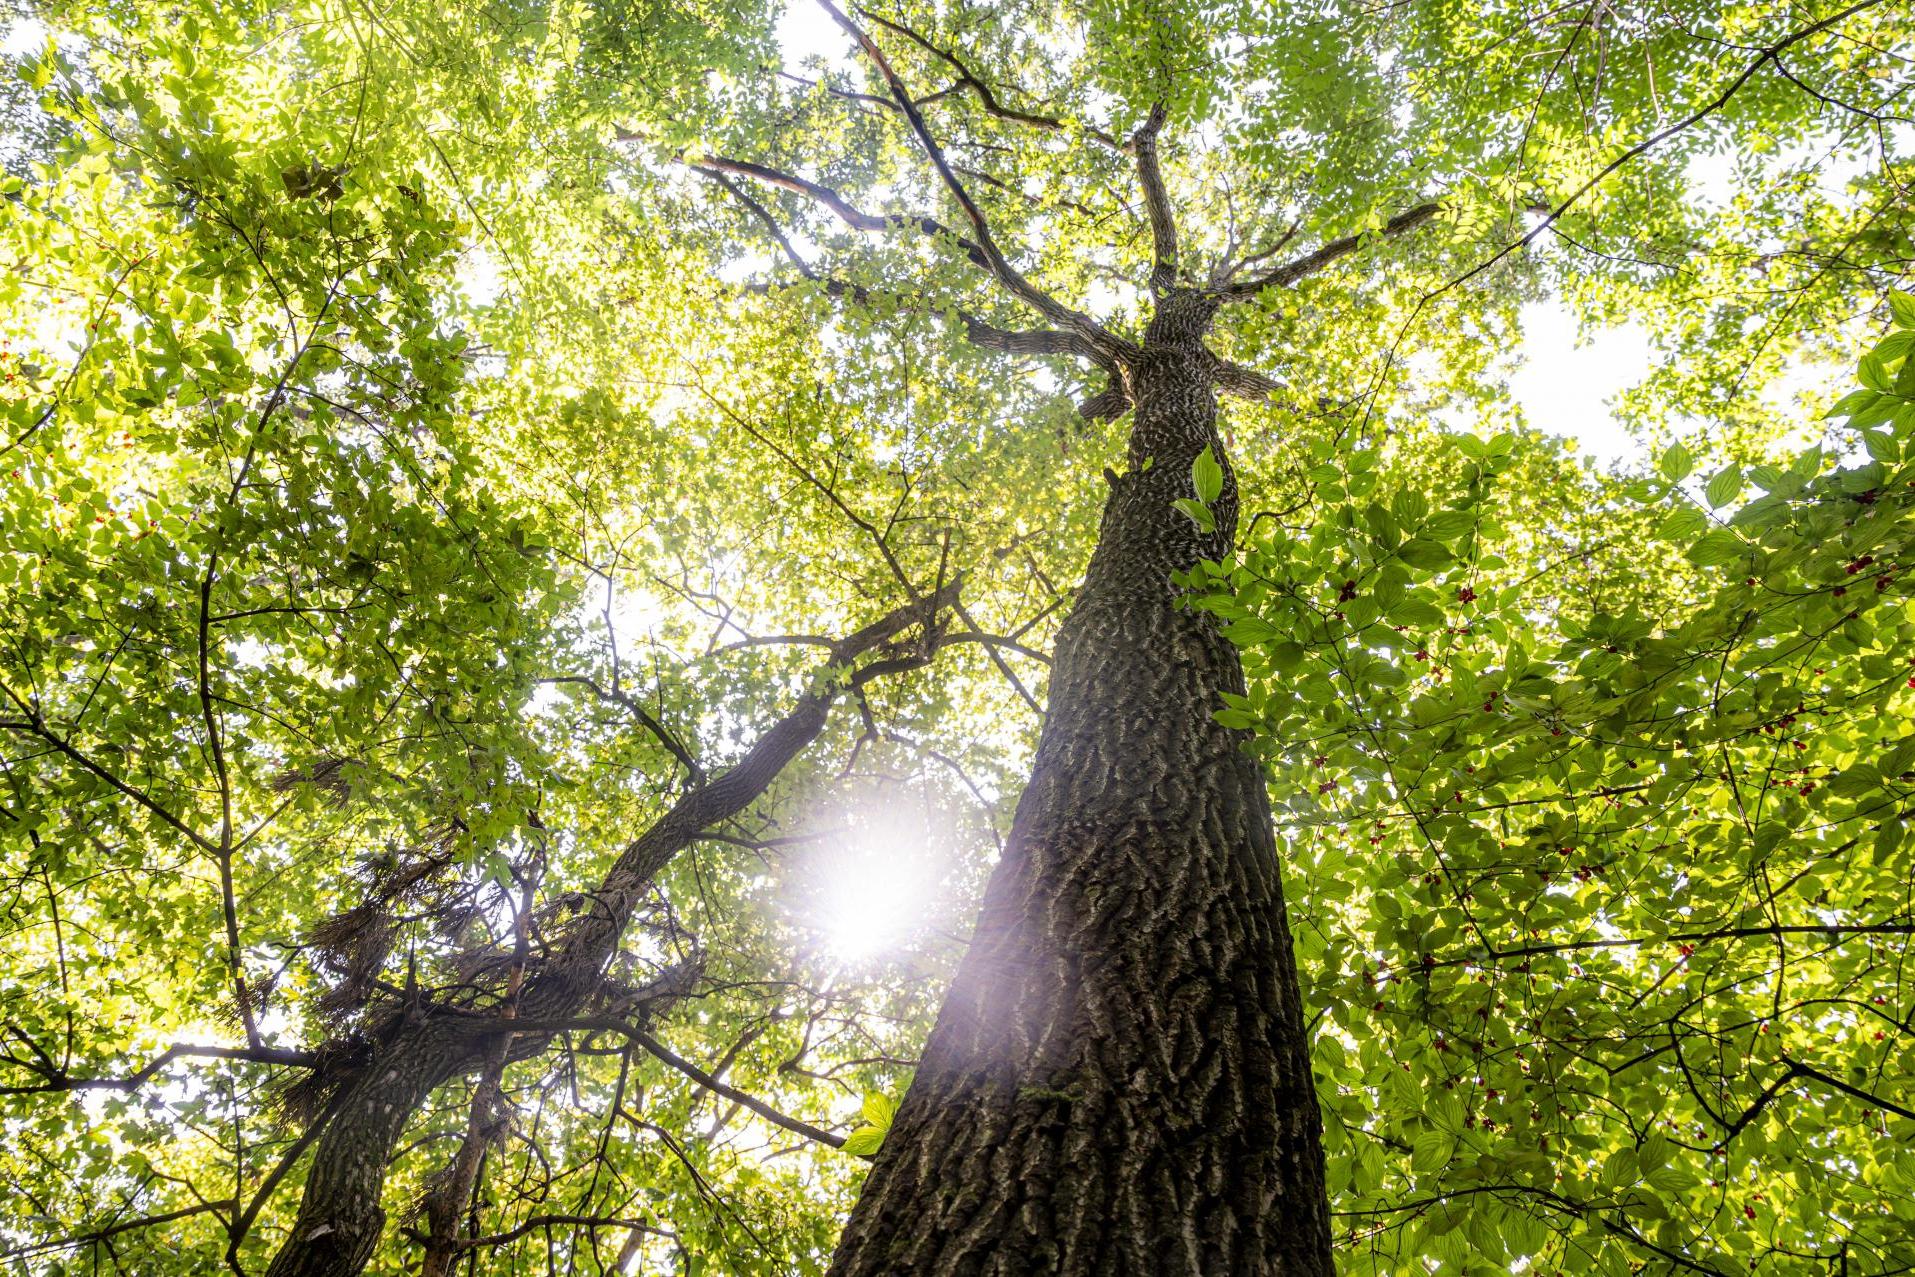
(861, 1091), (898, 1131)
(1654, 506), (1706, 541)
(841, 1126), (886, 1157)
(1394, 538), (1453, 571)
(1892, 291), (1915, 329)
(1192, 445), (1224, 504)
(1222, 617), (1281, 645)
(1703, 466), (1743, 507)
(1411, 1131), (1453, 1176)
(1391, 598), (1444, 629)
(1686, 528), (1745, 567)
(1172, 497), (1216, 533)
(1862, 430), (1901, 463)
(1658, 442), (1695, 483)
(1861, 350), (1893, 392)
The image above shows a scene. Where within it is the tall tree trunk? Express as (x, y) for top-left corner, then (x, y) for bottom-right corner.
(830, 295), (1333, 1276)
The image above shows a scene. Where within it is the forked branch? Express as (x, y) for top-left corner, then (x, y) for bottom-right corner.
(853, 7), (1124, 151)
(813, 0), (1131, 364)
(690, 154), (988, 268)
(700, 166), (1114, 373)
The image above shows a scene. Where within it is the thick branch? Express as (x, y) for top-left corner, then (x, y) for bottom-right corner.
(1131, 103), (1179, 293)
(962, 315), (1111, 367)
(263, 582), (961, 1277)
(1214, 359), (1285, 403)
(1220, 202), (1444, 298)
(1784, 1055), (1915, 1122)
(1077, 379), (1131, 422)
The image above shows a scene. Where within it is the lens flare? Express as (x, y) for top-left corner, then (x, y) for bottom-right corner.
(803, 805), (940, 963)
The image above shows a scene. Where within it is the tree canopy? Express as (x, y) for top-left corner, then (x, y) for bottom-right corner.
(1, 0), (1912, 1273)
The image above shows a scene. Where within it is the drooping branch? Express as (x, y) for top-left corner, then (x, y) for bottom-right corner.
(511, 1016), (848, 1149)
(538, 674), (703, 785)
(1, 1200), (240, 1263)
(702, 169), (823, 282)
(2, 685), (219, 856)
(1219, 201), (1444, 298)
(1131, 103), (1179, 294)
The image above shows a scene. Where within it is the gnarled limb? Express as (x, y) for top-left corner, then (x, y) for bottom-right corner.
(1214, 358), (1285, 403)
(961, 315), (1112, 367)
(1077, 378), (1131, 422)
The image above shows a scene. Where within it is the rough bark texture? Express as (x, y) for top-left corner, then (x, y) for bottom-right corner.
(830, 292), (1332, 1276)
(261, 588), (957, 1277)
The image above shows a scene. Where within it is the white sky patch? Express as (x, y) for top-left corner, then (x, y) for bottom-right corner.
(1684, 148), (1738, 211)
(607, 582), (672, 649)
(777, 1), (855, 72)
(717, 249), (774, 284)
(1509, 300), (1653, 465)
(0, 14), (48, 57)
(454, 244), (504, 307)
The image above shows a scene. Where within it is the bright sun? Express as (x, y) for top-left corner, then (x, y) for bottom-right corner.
(807, 808), (939, 962)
